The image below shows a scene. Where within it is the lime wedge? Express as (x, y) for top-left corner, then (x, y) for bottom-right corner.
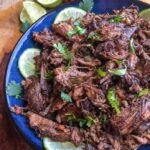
(43, 138), (83, 150)
(139, 8), (150, 20)
(18, 48), (40, 78)
(23, 1), (46, 24)
(37, 0), (62, 8)
(54, 7), (86, 24)
(20, 8), (32, 24)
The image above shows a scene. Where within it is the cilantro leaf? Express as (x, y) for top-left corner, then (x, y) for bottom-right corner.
(138, 88), (149, 97)
(20, 21), (30, 33)
(96, 68), (107, 77)
(66, 113), (77, 121)
(107, 88), (120, 113)
(109, 67), (127, 76)
(130, 38), (135, 53)
(6, 81), (22, 98)
(53, 43), (73, 61)
(53, 43), (67, 54)
(66, 113), (96, 128)
(61, 92), (72, 103)
(110, 15), (123, 23)
(67, 25), (86, 37)
(85, 116), (96, 127)
(78, 119), (87, 128)
(88, 32), (101, 40)
(45, 70), (54, 81)
(79, 0), (94, 12)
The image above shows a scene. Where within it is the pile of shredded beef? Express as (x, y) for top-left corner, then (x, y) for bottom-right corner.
(13, 6), (150, 150)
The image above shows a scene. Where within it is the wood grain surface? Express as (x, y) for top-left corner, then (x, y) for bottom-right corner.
(0, 0), (33, 149)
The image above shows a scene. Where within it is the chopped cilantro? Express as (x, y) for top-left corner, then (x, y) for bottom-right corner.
(67, 25), (86, 37)
(66, 114), (96, 128)
(130, 38), (135, 53)
(138, 88), (149, 97)
(110, 15), (123, 23)
(96, 68), (107, 77)
(6, 81), (22, 98)
(45, 70), (54, 81)
(109, 67), (127, 76)
(107, 88), (120, 113)
(79, 0), (94, 12)
(61, 92), (72, 103)
(53, 43), (74, 61)
(88, 32), (101, 40)
(85, 116), (96, 127)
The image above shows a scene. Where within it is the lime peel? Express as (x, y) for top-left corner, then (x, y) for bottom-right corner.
(54, 7), (86, 24)
(37, 0), (62, 8)
(18, 48), (40, 78)
(23, 1), (47, 24)
(43, 137), (84, 150)
(139, 8), (150, 20)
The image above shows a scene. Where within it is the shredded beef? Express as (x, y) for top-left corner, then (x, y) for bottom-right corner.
(13, 5), (150, 150)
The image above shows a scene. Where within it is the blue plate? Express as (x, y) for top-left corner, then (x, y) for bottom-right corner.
(5, 0), (150, 150)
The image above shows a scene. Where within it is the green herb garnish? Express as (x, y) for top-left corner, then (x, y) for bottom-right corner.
(107, 88), (120, 113)
(67, 25), (86, 37)
(88, 32), (101, 41)
(67, 30), (76, 37)
(45, 70), (54, 81)
(110, 15), (123, 23)
(96, 68), (107, 77)
(20, 21), (30, 33)
(6, 81), (22, 98)
(138, 88), (149, 97)
(66, 113), (77, 121)
(66, 114), (96, 128)
(85, 116), (96, 127)
(53, 43), (73, 61)
(61, 92), (72, 103)
(109, 67), (127, 76)
(130, 38), (135, 53)
(79, 0), (94, 12)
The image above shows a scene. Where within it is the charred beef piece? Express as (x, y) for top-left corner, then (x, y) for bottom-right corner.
(54, 66), (94, 88)
(52, 22), (84, 42)
(73, 57), (101, 67)
(33, 28), (63, 48)
(56, 103), (81, 124)
(27, 111), (82, 146)
(95, 39), (129, 60)
(111, 95), (150, 135)
(49, 97), (67, 113)
(85, 85), (108, 111)
(49, 49), (64, 66)
(23, 77), (49, 113)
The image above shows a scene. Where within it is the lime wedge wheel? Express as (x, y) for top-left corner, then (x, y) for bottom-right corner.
(139, 8), (150, 20)
(54, 7), (86, 24)
(37, 0), (62, 8)
(23, 1), (47, 24)
(43, 137), (83, 150)
(18, 48), (40, 78)
(20, 8), (32, 24)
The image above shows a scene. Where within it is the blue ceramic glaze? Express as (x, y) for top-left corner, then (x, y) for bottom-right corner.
(5, 0), (150, 150)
